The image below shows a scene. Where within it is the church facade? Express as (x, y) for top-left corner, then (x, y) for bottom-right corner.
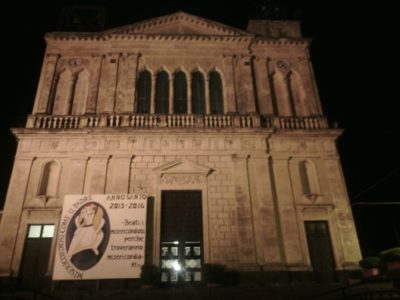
(0, 12), (361, 284)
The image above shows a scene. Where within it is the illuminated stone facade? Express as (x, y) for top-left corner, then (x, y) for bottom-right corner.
(0, 12), (361, 279)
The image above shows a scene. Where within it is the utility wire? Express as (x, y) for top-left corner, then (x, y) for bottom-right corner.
(351, 166), (400, 201)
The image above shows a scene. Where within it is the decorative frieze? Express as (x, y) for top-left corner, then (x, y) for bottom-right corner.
(16, 134), (270, 155)
(160, 174), (205, 185)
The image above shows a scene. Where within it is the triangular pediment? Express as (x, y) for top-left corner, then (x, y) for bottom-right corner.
(107, 12), (251, 36)
(153, 158), (212, 176)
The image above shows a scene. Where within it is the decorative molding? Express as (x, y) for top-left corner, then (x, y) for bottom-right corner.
(160, 174), (205, 185)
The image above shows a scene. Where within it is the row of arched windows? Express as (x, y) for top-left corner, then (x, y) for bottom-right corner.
(50, 69), (224, 115)
(136, 70), (224, 114)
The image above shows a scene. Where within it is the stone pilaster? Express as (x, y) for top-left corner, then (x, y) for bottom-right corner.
(66, 157), (89, 194)
(106, 155), (133, 193)
(238, 55), (256, 113)
(84, 155), (110, 194)
(222, 54), (237, 113)
(248, 155), (283, 268)
(86, 55), (102, 114)
(0, 157), (34, 276)
(97, 54), (119, 113)
(232, 154), (257, 267)
(253, 56), (274, 115)
(298, 56), (323, 115)
(115, 53), (139, 113)
(270, 157), (304, 268)
(324, 158), (362, 267)
(34, 54), (60, 114)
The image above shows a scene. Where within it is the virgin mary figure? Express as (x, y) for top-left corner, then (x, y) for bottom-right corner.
(68, 203), (105, 265)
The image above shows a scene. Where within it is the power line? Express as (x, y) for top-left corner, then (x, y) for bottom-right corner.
(351, 167), (400, 201)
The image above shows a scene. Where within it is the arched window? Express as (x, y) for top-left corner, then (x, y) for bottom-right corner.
(299, 160), (319, 195)
(173, 71), (187, 114)
(39, 161), (59, 197)
(136, 70), (152, 113)
(52, 69), (73, 115)
(191, 71), (205, 114)
(71, 69), (89, 115)
(155, 71), (169, 114)
(209, 71), (224, 114)
(288, 72), (307, 116)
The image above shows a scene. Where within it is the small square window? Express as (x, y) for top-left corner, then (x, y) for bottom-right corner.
(42, 225), (55, 238)
(194, 272), (202, 281)
(28, 225), (42, 238)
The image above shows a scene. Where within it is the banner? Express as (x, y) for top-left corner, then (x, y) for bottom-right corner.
(53, 194), (147, 280)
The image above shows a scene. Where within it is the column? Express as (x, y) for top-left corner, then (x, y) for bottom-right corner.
(232, 154), (257, 267)
(97, 54), (119, 113)
(106, 155), (133, 193)
(248, 155), (282, 268)
(34, 54), (60, 114)
(86, 55), (102, 113)
(187, 75), (192, 114)
(0, 157), (34, 276)
(270, 157), (303, 268)
(150, 74), (156, 114)
(84, 155), (110, 194)
(253, 56), (274, 115)
(115, 53), (139, 113)
(222, 54), (237, 113)
(66, 157), (88, 194)
(169, 74), (173, 114)
(205, 73), (210, 114)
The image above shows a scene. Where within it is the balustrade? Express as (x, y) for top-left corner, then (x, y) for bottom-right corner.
(26, 114), (329, 130)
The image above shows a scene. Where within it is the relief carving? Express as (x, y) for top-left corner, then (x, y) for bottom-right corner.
(193, 138), (202, 148)
(241, 138), (255, 150)
(128, 137), (137, 150)
(161, 174), (205, 185)
(67, 139), (84, 152)
(85, 139), (98, 151)
(104, 139), (120, 150)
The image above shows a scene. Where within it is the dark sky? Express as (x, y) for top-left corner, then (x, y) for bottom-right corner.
(0, 0), (399, 255)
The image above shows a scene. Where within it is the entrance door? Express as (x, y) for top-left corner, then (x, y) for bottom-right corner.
(160, 191), (203, 283)
(305, 221), (336, 282)
(19, 224), (55, 289)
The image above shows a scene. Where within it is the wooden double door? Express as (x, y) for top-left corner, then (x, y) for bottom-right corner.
(160, 191), (203, 283)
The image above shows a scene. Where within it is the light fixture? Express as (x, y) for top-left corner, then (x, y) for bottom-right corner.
(172, 261), (181, 272)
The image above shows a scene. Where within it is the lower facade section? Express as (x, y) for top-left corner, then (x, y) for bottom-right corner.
(0, 131), (362, 286)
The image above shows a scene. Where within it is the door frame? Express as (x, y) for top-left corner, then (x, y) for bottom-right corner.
(297, 206), (341, 270)
(304, 220), (336, 275)
(160, 190), (204, 283)
(152, 171), (210, 268)
(12, 208), (60, 277)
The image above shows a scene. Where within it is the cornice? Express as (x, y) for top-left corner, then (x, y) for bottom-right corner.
(45, 32), (309, 47)
(45, 33), (254, 43)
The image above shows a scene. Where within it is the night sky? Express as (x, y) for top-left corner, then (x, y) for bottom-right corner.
(0, 0), (399, 256)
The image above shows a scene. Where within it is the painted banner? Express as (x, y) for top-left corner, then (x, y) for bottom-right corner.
(53, 194), (147, 280)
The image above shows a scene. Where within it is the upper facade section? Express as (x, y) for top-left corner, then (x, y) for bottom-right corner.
(28, 12), (327, 131)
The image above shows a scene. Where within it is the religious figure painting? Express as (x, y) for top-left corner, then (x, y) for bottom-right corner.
(66, 202), (110, 270)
